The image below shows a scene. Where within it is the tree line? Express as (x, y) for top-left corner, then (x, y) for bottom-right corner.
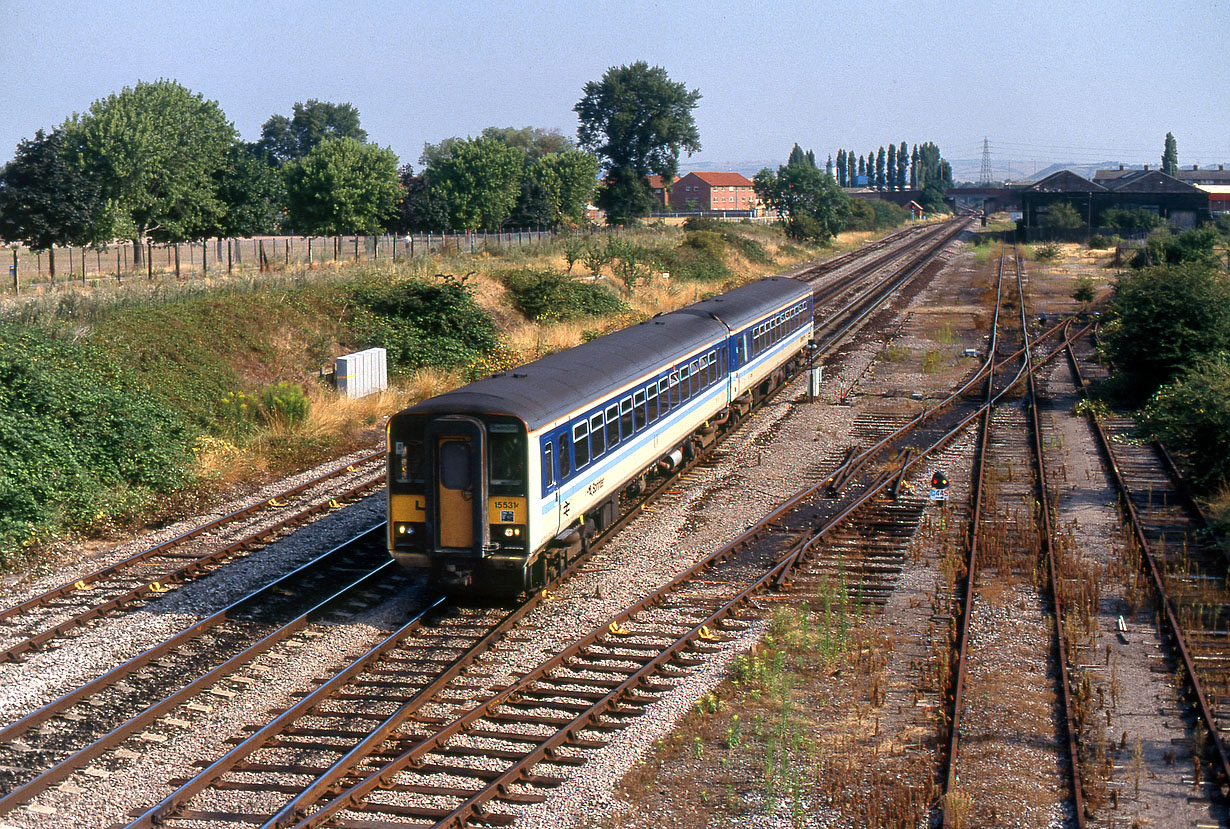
(832, 142), (953, 211)
(0, 64), (708, 272)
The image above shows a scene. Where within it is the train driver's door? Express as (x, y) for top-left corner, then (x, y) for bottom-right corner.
(427, 416), (487, 554)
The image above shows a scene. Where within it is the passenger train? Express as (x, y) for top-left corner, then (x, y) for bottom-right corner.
(386, 276), (815, 596)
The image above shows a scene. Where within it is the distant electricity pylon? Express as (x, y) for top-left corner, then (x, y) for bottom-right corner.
(979, 137), (993, 185)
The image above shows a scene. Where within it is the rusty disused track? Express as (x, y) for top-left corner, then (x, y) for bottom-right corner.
(940, 240), (1086, 826)
(1066, 334), (1230, 801)
(0, 452), (387, 663)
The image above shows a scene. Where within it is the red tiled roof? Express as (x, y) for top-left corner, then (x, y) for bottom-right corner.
(685, 171), (755, 187)
(647, 175), (680, 189)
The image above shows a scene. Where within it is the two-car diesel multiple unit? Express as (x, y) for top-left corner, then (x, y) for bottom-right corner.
(386, 276), (814, 596)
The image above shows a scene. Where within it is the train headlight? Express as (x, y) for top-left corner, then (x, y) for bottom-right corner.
(504, 527), (515, 537)
(396, 523), (415, 536)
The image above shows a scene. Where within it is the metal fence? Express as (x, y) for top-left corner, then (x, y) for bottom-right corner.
(1, 229), (556, 295)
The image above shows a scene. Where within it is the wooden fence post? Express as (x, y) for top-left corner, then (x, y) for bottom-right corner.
(308, 237), (313, 264)
(202, 240), (207, 277)
(147, 243), (153, 279)
(227, 239), (233, 274)
(174, 245), (181, 279)
(284, 239), (289, 265)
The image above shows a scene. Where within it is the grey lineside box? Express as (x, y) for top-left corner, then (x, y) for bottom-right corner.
(335, 347), (388, 399)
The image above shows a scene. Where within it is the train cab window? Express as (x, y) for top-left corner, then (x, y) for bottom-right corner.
(573, 422), (589, 468)
(606, 405), (619, 448)
(559, 430), (572, 478)
(679, 366), (690, 402)
(689, 360), (699, 395)
(393, 439), (425, 484)
(439, 441), (471, 491)
(487, 425), (525, 496)
(542, 442), (554, 491)
(621, 398), (634, 436)
(590, 413), (606, 456)
(634, 390), (647, 430)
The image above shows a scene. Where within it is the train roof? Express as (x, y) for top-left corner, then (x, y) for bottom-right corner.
(401, 276), (810, 431)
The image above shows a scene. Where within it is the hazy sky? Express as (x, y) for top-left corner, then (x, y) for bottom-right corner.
(2, 0), (1227, 178)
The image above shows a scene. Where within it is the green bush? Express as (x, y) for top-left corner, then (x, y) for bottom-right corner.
(1104, 263), (1230, 400)
(1144, 356), (1230, 490)
(260, 382), (310, 425)
(1088, 234), (1116, 249)
(349, 275), (500, 372)
(500, 269), (626, 320)
(1033, 241), (1062, 261)
(1131, 226), (1221, 269)
(0, 323), (197, 564)
(681, 217), (772, 264)
(651, 241), (733, 281)
(683, 230), (727, 259)
(1098, 208), (1167, 232)
(218, 390), (259, 437)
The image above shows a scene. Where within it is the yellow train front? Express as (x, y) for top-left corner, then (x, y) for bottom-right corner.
(387, 276), (815, 598)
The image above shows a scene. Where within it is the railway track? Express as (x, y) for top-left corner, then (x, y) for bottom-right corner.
(939, 239), (1085, 826)
(0, 453), (386, 664)
(1066, 334), (1230, 817)
(0, 527), (410, 816)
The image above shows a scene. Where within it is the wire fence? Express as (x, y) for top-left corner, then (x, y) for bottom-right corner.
(1, 229), (557, 296)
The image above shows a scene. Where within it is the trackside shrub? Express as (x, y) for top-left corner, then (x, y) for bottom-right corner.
(348, 275), (500, 372)
(260, 382), (310, 425)
(1143, 356), (1230, 491)
(218, 391), (259, 436)
(0, 323), (197, 565)
(499, 269), (626, 321)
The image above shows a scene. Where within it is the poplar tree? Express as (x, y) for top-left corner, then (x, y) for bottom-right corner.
(887, 144), (897, 190)
(910, 144), (920, 189)
(847, 153), (856, 186)
(1162, 132), (1179, 176)
(898, 141), (909, 189)
(836, 149), (847, 186)
(858, 155), (866, 179)
(875, 147), (886, 190)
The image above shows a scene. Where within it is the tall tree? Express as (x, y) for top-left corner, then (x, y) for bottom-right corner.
(875, 147), (887, 190)
(257, 100), (366, 165)
(1162, 132), (1179, 176)
(806, 149), (816, 168)
(528, 149), (601, 225)
(847, 152), (856, 186)
(209, 143), (285, 238)
(825, 154), (834, 177)
(886, 144), (897, 190)
(283, 137), (401, 234)
(63, 79), (237, 256)
(419, 136), (524, 231)
(910, 144), (919, 189)
(575, 62), (701, 224)
(858, 155), (866, 179)
(788, 143), (808, 167)
(897, 141), (909, 189)
(753, 162), (849, 243)
(0, 129), (103, 278)
(836, 149), (847, 187)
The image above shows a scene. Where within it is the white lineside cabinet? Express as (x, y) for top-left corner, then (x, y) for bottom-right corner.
(335, 347), (388, 398)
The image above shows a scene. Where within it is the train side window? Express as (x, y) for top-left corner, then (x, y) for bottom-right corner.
(573, 422), (589, 468)
(669, 372), (680, 407)
(633, 390), (646, 430)
(606, 404), (619, 448)
(543, 442), (554, 492)
(721, 347), (728, 376)
(678, 366), (690, 402)
(649, 383), (661, 420)
(659, 377), (670, 413)
(590, 413), (606, 456)
(689, 360), (699, 395)
(709, 350), (718, 383)
(620, 397), (634, 436)
(559, 430), (571, 478)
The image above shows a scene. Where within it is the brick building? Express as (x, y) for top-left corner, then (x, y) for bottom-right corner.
(670, 172), (757, 212)
(647, 175), (679, 208)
